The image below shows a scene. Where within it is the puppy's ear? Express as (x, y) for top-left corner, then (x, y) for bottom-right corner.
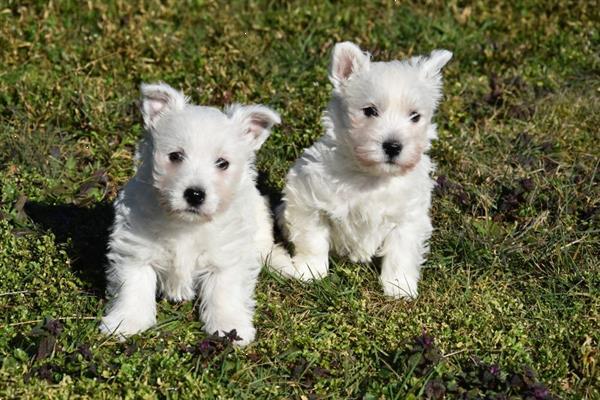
(329, 41), (370, 88)
(140, 82), (187, 128)
(420, 50), (453, 80)
(226, 104), (281, 151)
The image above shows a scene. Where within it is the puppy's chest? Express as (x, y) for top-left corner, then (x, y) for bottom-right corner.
(326, 189), (403, 261)
(153, 218), (255, 275)
(158, 235), (211, 274)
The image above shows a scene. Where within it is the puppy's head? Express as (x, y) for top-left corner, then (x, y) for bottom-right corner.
(140, 82), (280, 222)
(328, 42), (452, 176)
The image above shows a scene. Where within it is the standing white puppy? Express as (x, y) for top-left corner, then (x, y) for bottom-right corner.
(275, 42), (452, 299)
(101, 82), (290, 345)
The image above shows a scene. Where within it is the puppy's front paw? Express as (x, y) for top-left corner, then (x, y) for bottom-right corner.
(205, 323), (256, 347)
(380, 274), (419, 300)
(290, 254), (329, 281)
(100, 312), (155, 340)
(230, 325), (256, 347)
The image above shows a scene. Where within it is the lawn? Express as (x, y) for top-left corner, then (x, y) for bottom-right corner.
(0, 1), (598, 398)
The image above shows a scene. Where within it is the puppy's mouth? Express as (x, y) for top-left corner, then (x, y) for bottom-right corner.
(383, 157), (421, 175)
(186, 208), (212, 218)
(173, 207), (214, 222)
(355, 153), (421, 177)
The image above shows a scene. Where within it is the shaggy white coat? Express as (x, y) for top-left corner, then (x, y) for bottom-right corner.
(100, 83), (290, 345)
(275, 42), (452, 299)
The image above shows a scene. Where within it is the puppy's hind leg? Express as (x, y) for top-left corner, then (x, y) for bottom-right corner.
(162, 250), (196, 302)
(280, 202), (330, 281)
(379, 215), (432, 299)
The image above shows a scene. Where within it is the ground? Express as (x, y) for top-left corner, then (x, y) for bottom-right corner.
(0, 1), (598, 398)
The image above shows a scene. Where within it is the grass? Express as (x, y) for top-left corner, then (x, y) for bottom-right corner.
(0, 0), (598, 398)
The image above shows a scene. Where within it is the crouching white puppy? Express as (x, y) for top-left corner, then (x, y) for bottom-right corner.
(275, 42), (452, 299)
(100, 82), (290, 345)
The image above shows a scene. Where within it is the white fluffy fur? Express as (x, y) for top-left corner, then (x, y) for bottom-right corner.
(274, 42), (452, 299)
(100, 82), (291, 346)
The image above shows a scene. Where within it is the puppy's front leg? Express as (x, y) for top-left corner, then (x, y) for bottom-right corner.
(101, 263), (157, 338)
(283, 204), (330, 281)
(199, 265), (258, 346)
(379, 217), (432, 299)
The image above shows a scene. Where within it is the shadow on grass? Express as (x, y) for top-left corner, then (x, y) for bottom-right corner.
(256, 170), (287, 243)
(24, 201), (113, 296)
(256, 170), (282, 211)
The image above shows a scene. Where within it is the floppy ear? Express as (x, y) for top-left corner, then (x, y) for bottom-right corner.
(329, 41), (371, 89)
(226, 104), (281, 151)
(140, 82), (187, 128)
(420, 50), (453, 80)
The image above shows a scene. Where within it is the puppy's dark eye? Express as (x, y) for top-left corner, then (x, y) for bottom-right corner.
(168, 151), (184, 163)
(216, 158), (229, 170)
(362, 106), (379, 118)
(409, 111), (421, 123)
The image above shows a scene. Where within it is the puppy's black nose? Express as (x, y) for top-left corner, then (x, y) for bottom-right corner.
(382, 140), (403, 159)
(183, 187), (205, 207)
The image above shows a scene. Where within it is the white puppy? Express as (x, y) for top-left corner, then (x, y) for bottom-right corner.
(275, 42), (452, 299)
(100, 82), (290, 345)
